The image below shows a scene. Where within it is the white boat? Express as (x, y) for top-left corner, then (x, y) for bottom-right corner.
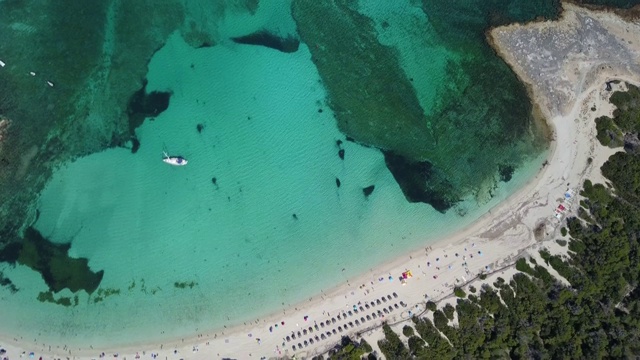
(163, 151), (188, 166)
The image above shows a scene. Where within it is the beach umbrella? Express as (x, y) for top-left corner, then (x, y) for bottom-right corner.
(392, 292), (398, 298)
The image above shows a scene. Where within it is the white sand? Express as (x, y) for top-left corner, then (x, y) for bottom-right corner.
(3, 3), (640, 360)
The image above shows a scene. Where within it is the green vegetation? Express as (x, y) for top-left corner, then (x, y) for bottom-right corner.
(453, 287), (466, 298)
(325, 336), (370, 360)
(443, 303), (456, 319)
(378, 324), (410, 359)
(402, 325), (415, 337)
(515, 257), (535, 274)
(560, 227), (567, 236)
(595, 83), (640, 149)
(323, 85), (640, 356)
(174, 281), (198, 289)
(596, 116), (624, 147)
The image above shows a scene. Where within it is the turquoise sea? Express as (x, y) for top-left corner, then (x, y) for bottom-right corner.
(0, 0), (595, 347)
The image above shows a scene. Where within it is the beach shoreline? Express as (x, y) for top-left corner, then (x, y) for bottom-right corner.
(3, 2), (640, 360)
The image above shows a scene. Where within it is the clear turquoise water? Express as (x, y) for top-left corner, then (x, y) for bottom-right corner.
(0, 0), (549, 347)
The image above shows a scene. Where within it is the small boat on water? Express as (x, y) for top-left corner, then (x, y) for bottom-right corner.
(163, 151), (188, 166)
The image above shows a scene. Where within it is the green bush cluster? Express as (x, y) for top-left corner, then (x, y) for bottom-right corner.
(402, 325), (415, 337)
(453, 287), (466, 298)
(595, 83), (640, 148)
(332, 112), (640, 357)
(326, 336), (371, 360)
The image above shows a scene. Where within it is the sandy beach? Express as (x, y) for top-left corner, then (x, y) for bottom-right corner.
(3, 2), (640, 360)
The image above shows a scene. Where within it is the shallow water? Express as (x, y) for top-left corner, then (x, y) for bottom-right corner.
(0, 0), (553, 347)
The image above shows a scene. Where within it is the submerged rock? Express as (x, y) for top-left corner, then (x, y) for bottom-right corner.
(131, 137), (140, 154)
(231, 30), (300, 53)
(0, 227), (104, 294)
(292, 1), (434, 161)
(498, 164), (514, 182)
(126, 79), (172, 134)
(363, 185), (375, 197)
(383, 151), (458, 213)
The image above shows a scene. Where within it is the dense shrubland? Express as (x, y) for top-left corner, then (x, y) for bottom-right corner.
(323, 84), (640, 359)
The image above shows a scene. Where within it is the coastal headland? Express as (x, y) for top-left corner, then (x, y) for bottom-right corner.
(2, 1), (640, 359)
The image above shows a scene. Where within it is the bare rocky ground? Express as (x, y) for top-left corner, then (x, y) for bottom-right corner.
(489, 2), (640, 119)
